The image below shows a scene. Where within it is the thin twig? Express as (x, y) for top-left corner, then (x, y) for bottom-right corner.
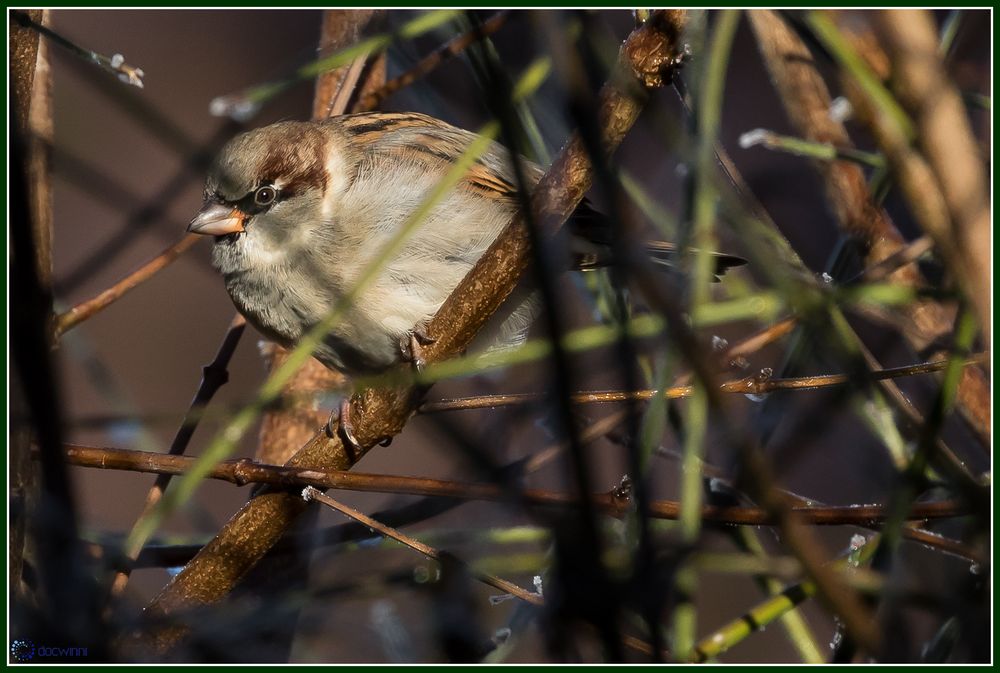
(59, 445), (970, 527)
(324, 54), (368, 118)
(301, 487), (543, 605)
(108, 313), (246, 597)
(87, 511), (980, 572)
(55, 121), (240, 296)
(210, 10), (459, 120)
(352, 10), (510, 112)
(418, 353), (988, 412)
(718, 316), (796, 361)
(11, 10), (145, 87)
(739, 127), (885, 168)
(53, 233), (202, 337)
(649, 443), (982, 565)
(854, 236), (934, 284)
(58, 348), (987, 435)
(523, 408), (630, 475)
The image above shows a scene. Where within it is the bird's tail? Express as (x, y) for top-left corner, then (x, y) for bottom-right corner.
(574, 240), (746, 281)
(642, 241), (746, 280)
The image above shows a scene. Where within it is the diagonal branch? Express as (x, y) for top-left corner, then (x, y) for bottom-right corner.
(53, 233), (202, 337)
(873, 10), (991, 344)
(748, 8), (990, 448)
(748, 11), (951, 356)
(134, 11), (692, 657)
(108, 313), (245, 597)
(825, 13), (992, 446)
(351, 11), (509, 112)
(302, 487), (544, 605)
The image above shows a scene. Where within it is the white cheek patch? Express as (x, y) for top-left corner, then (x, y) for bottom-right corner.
(239, 226), (289, 267)
(321, 149), (351, 220)
(249, 207), (325, 261)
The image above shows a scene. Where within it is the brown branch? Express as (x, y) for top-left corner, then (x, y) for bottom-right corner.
(895, 526), (981, 564)
(830, 14), (992, 446)
(40, 315), (806, 429)
(108, 313), (245, 597)
(256, 345), (347, 465)
(135, 14), (694, 653)
(13, 7), (107, 644)
(312, 10), (386, 121)
(418, 353), (987, 412)
(749, 10), (952, 346)
(302, 487), (544, 605)
(874, 9), (991, 343)
(81, 388), (981, 571)
(351, 11), (510, 113)
(652, 444), (982, 564)
(26, 15), (54, 298)
(10, 5), (48, 609)
(53, 233), (202, 337)
(523, 408), (631, 475)
(324, 53), (367, 119)
(68, 243), (951, 432)
(859, 235), (933, 283)
(719, 316), (797, 362)
(60, 444), (970, 527)
(538, 317), (796, 485)
(78, 405), (980, 569)
(11, 10), (44, 139)
(749, 8), (990, 448)
(945, 350), (991, 447)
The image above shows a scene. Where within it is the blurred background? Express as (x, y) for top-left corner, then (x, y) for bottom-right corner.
(12, 8), (991, 662)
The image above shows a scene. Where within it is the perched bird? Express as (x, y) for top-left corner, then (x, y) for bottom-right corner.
(189, 111), (743, 444)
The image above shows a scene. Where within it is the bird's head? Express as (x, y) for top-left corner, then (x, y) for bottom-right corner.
(189, 121), (335, 244)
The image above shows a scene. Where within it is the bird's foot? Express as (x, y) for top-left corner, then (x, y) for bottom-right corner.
(399, 325), (436, 373)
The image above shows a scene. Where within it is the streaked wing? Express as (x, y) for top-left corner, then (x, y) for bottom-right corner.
(331, 112), (745, 279)
(333, 111), (533, 204)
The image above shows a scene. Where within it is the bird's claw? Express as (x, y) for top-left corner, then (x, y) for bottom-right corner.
(400, 326), (436, 373)
(326, 397), (362, 455)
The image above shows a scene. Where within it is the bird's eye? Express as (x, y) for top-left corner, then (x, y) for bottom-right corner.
(254, 185), (277, 206)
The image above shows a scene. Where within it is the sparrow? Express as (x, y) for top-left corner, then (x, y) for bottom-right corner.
(188, 111), (743, 444)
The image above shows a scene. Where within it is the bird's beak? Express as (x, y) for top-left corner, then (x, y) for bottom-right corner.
(188, 201), (246, 236)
